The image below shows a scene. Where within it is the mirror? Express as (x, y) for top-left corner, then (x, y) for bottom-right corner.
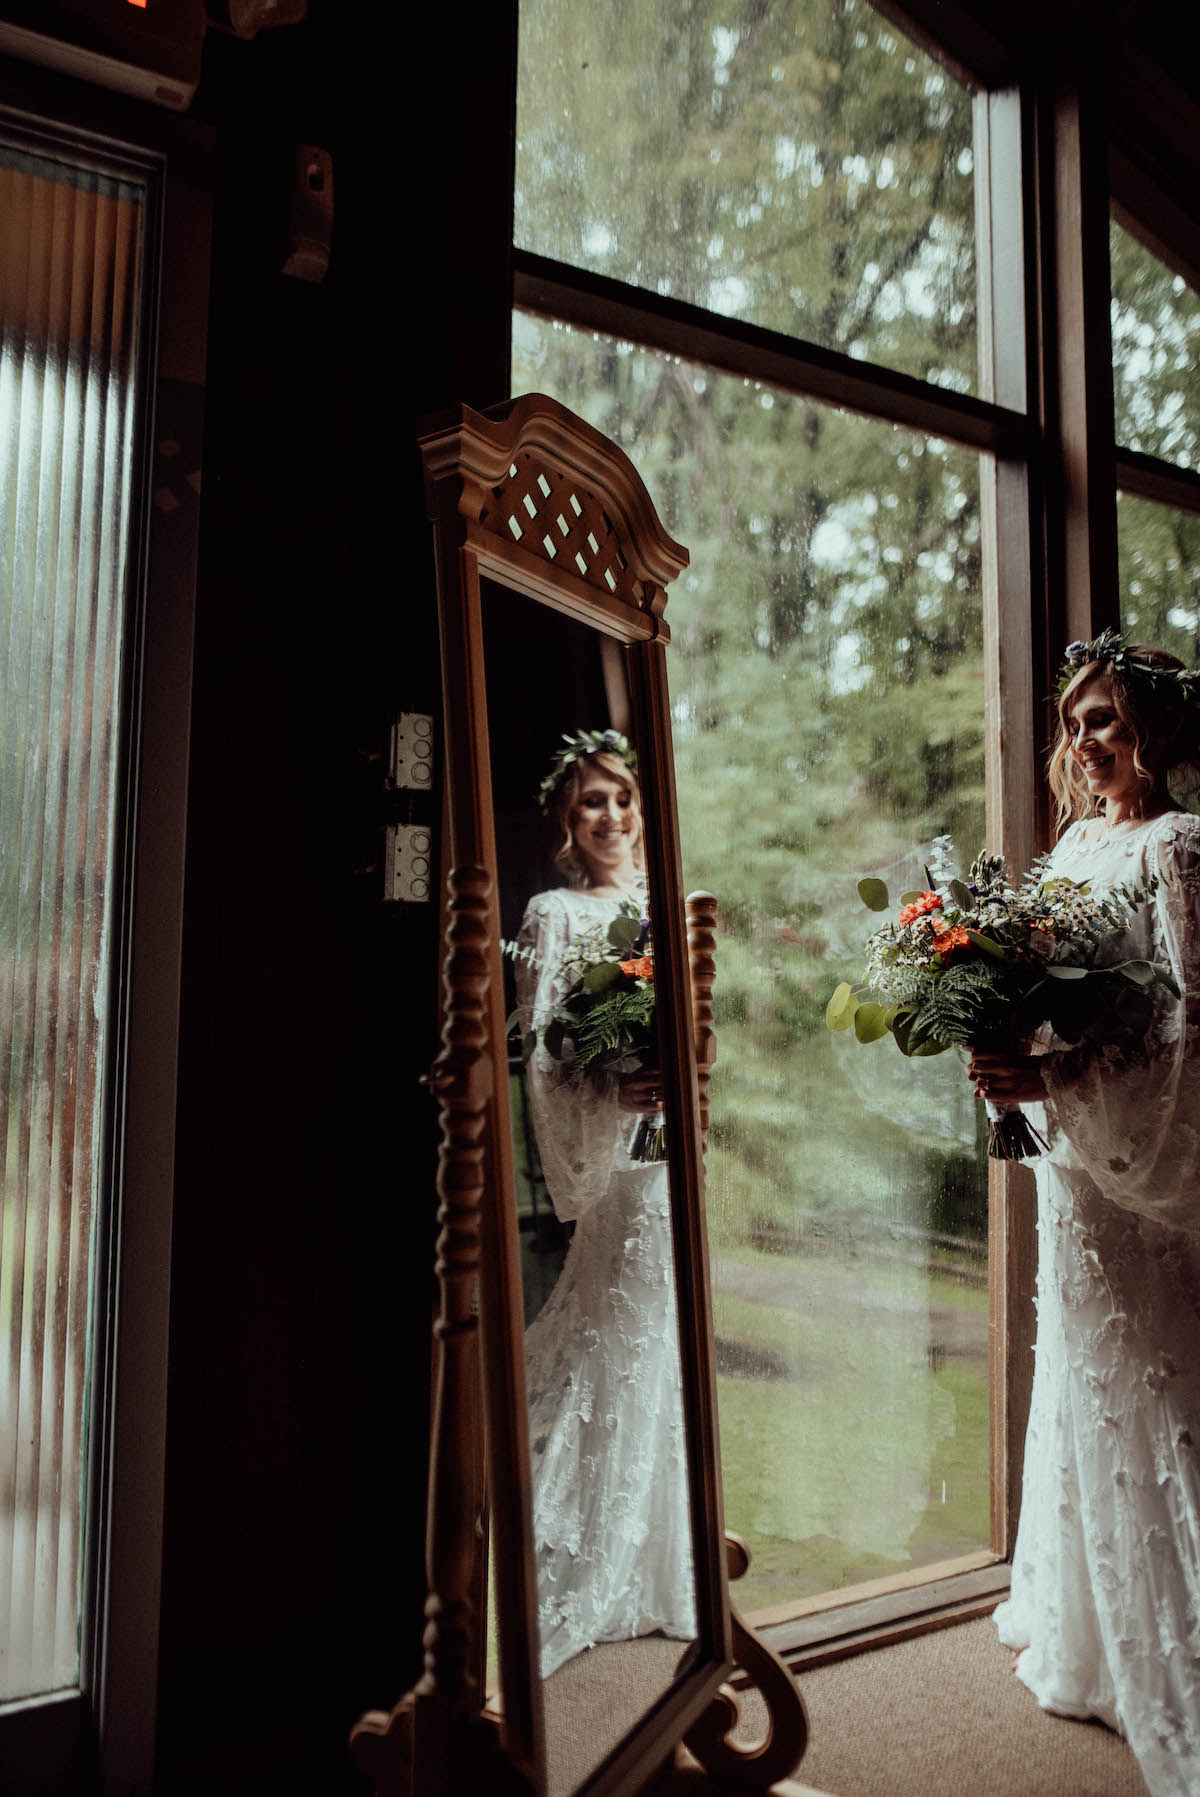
(351, 394), (806, 1797)
(481, 580), (697, 1792)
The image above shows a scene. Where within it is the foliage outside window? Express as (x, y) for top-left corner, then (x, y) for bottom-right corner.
(513, 0), (994, 1613)
(516, 0), (977, 391)
(1111, 221), (1200, 472)
(513, 310), (991, 1607)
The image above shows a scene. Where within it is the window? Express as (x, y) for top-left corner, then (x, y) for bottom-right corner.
(512, 0), (1024, 1633)
(0, 92), (207, 1795)
(1111, 218), (1200, 661)
(0, 136), (148, 1706)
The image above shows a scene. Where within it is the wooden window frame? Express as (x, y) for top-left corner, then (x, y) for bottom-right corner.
(0, 62), (212, 1797)
(510, 3), (1041, 1659)
(495, 0), (1200, 1674)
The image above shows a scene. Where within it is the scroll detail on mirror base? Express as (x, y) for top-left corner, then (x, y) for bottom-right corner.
(647, 1536), (810, 1795)
(350, 865), (536, 1797)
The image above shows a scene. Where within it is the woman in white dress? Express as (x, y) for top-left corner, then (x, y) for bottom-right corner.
(514, 731), (696, 1680)
(971, 637), (1200, 1797)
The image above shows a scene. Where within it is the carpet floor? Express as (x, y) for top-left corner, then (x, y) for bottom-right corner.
(737, 1617), (1150, 1797)
(543, 1618), (1152, 1795)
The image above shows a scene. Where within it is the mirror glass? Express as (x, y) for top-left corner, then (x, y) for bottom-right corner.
(481, 578), (699, 1795)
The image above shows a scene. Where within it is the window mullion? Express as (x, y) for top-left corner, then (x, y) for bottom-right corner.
(513, 250), (1023, 455)
(974, 81), (1041, 1562)
(1035, 43), (1120, 645)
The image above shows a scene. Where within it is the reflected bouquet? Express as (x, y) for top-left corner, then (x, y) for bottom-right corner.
(825, 845), (1175, 1159)
(510, 904), (666, 1163)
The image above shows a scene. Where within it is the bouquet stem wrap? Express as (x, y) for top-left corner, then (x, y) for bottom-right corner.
(631, 1110), (667, 1163)
(984, 1098), (1048, 1162)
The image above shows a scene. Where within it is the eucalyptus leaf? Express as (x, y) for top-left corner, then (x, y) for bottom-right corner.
(853, 1002), (890, 1044)
(1117, 960), (1156, 986)
(583, 960), (621, 993)
(544, 1018), (566, 1060)
(948, 879), (974, 913)
(521, 1031), (537, 1062)
(505, 1006), (522, 1037)
(857, 877), (890, 912)
(825, 982), (859, 1032)
(1045, 965), (1088, 980)
(964, 929), (1005, 959)
(607, 914), (641, 950)
(892, 1009), (948, 1057)
(899, 891), (923, 906)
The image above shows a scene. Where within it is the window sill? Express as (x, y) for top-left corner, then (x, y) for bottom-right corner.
(736, 1552), (1011, 1678)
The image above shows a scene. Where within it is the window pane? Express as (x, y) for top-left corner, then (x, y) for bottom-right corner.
(0, 142), (146, 1700)
(1111, 220), (1200, 471)
(515, 0), (978, 393)
(514, 310), (990, 1611)
(1118, 490), (1200, 663)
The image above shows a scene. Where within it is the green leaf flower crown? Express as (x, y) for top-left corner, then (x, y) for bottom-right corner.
(1057, 627), (1200, 703)
(537, 728), (639, 811)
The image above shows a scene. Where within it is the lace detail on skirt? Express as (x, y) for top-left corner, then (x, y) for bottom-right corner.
(999, 812), (1200, 1796)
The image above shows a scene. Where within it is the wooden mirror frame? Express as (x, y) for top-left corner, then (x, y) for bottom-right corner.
(351, 394), (805, 1797)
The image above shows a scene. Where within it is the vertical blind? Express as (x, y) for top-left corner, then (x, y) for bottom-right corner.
(0, 142), (145, 1702)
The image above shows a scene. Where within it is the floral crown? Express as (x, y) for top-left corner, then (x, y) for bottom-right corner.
(537, 728), (638, 811)
(1057, 627), (1200, 703)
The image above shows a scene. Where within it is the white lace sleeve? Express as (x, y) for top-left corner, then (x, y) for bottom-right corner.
(514, 891), (645, 1223)
(1041, 815), (1200, 1231)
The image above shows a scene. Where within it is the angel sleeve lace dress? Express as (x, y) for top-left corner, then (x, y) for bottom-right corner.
(514, 887), (696, 1681)
(993, 811), (1200, 1797)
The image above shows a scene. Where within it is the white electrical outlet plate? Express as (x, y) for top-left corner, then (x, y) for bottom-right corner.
(389, 712), (434, 791)
(385, 824), (433, 903)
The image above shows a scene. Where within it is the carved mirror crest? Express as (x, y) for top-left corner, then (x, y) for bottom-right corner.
(352, 394), (807, 1797)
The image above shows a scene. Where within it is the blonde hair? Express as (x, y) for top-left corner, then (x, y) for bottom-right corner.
(551, 751), (644, 886)
(1048, 643), (1200, 830)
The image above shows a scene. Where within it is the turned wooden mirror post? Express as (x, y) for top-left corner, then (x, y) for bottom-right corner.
(351, 395), (807, 1797)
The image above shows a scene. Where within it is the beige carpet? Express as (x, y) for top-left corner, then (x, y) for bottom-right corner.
(544, 1636), (686, 1795)
(737, 1618), (1150, 1797)
(542, 1620), (1151, 1796)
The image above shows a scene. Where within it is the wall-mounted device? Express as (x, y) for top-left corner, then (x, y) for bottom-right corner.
(373, 713), (435, 905)
(281, 145), (333, 284)
(388, 712), (434, 793)
(0, 0), (207, 110)
(383, 825), (432, 905)
(0, 0), (308, 113)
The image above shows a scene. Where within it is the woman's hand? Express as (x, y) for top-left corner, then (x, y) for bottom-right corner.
(968, 1050), (1047, 1104)
(618, 1069), (663, 1114)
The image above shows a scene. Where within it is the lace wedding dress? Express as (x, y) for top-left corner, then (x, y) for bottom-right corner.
(515, 886), (696, 1681)
(994, 811), (1200, 1797)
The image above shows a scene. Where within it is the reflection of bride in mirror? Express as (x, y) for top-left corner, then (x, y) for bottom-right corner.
(515, 729), (696, 1680)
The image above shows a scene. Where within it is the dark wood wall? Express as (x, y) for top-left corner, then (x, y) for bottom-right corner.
(152, 6), (512, 1788)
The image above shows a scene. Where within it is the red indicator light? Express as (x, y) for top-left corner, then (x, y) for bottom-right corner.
(127, 0), (148, 7)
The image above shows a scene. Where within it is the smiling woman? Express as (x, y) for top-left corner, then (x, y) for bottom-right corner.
(983, 633), (1200, 1796)
(1050, 635), (1200, 830)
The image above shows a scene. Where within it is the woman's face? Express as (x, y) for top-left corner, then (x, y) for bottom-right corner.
(570, 766), (641, 880)
(1066, 672), (1158, 810)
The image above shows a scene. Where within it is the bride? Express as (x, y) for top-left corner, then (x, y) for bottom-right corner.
(514, 729), (696, 1680)
(971, 636), (1200, 1797)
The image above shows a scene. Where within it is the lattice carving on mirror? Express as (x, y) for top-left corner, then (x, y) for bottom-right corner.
(481, 452), (643, 609)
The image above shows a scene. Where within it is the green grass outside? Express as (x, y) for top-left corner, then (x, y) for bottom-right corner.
(711, 1257), (990, 1615)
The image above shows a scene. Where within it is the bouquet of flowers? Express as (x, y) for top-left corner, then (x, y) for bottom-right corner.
(826, 844), (1176, 1159)
(509, 904), (666, 1162)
